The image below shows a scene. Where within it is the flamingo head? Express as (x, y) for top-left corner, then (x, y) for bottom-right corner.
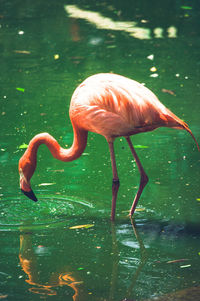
(18, 156), (38, 202)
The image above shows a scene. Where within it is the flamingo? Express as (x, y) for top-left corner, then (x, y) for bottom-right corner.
(19, 73), (199, 221)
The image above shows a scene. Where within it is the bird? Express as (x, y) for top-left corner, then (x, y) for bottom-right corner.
(19, 73), (199, 221)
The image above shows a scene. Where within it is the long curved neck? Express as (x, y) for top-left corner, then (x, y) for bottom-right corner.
(25, 126), (88, 164)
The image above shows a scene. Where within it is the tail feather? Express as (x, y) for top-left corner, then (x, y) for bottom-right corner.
(181, 122), (200, 152)
(164, 109), (200, 151)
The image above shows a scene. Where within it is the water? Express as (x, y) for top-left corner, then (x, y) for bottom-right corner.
(0, 0), (200, 300)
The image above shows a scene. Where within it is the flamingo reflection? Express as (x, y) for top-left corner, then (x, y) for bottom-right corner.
(109, 218), (148, 301)
(19, 232), (84, 300)
(19, 219), (147, 301)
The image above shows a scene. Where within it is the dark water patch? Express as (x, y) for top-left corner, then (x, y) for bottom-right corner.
(134, 219), (200, 239)
(143, 286), (200, 301)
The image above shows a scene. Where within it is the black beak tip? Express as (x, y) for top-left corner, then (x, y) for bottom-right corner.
(21, 189), (38, 202)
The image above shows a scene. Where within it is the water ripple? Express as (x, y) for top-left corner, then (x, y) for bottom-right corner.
(0, 194), (94, 231)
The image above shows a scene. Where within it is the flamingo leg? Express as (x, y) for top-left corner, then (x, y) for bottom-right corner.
(108, 142), (120, 221)
(126, 137), (149, 216)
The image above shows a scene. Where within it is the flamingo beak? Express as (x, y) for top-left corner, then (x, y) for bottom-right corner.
(19, 169), (38, 202)
(21, 188), (38, 202)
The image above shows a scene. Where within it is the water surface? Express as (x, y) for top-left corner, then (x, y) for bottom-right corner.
(0, 1), (200, 300)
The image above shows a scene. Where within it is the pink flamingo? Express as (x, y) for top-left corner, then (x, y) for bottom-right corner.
(19, 73), (199, 221)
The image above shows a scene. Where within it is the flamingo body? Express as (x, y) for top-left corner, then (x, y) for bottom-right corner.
(19, 73), (199, 220)
(70, 73), (183, 140)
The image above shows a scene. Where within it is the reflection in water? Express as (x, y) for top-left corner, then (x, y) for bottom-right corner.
(108, 219), (147, 301)
(19, 232), (84, 300)
(122, 219), (148, 301)
(65, 5), (177, 40)
(19, 219), (147, 301)
(69, 19), (81, 42)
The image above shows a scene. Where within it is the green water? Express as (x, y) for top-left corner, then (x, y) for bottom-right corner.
(0, 1), (200, 300)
